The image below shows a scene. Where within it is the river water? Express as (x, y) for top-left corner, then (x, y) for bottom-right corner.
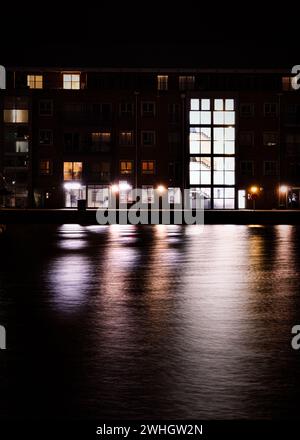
(0, 224), (300, 419)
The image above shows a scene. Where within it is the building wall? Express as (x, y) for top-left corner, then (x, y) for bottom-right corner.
(1, 68), (300, 209)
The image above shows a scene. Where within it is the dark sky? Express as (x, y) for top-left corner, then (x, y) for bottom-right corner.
(1, 3), (298, 68)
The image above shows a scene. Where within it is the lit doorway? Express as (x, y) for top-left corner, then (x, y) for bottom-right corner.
(238, 189), (246, 209)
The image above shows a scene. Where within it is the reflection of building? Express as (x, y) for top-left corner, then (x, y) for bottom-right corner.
(0, 68), (300, 209)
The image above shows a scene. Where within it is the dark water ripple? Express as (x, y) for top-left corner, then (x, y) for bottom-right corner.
(0, 224), (300, 419)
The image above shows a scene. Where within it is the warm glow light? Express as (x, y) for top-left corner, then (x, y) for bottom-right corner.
(111, 184), (119, 193)
(157, 185), (166, 193)
(119, 182), (132, 191)
(250, 186), (258, 194)
(279, 185), (288, 194)
(64, 182), (82, 190)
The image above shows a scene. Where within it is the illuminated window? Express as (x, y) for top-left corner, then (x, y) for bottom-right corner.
(190, 187), (211, 209)
(189, 97), (236, 209)
(190, 127), (211, 154)
(142, 185), (154, 203)
(63, 162), (82, 180)
(213, 187), (235, 209)
(141, 160), (155, 174)
(179, 76), (195, 90)
(39, 129), (53, 145)
(39, 159), (52, 175)
(4, 109), (28, 123)
(263, 132), (278, 146)
(213, 157), (235, 185)
(63, 74), (80, 90)
(27, 75), (43, 89)
(16, 141), (29, 153)
(282, 76), (297, 91)
(168, 187), (181, 204)
(141, 131), (155, 146)
(213, 99), (235, 125)
(157, 75), (168, 90)
(189, 98), (211, 125)
(120, 160), (133, 175)
(190, 157), (211, 185)
(213, 127), (235, 154)
(120, 131), (133, 145)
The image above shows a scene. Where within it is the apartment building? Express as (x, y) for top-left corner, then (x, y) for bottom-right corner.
(0, 67), (299, 209)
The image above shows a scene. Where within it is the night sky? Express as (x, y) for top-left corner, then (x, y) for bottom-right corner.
(0, 3), (298, 68)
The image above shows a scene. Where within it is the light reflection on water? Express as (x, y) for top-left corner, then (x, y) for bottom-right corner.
(0, 224), (300, 419)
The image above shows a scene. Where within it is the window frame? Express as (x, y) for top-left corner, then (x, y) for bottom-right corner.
(39, 159), (52, 175)
(141, 160), (155, 175)
(141, 130), (156, 146)
(120, 160), (134, 175)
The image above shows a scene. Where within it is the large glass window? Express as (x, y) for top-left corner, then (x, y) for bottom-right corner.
(64, 186), (86, 208)
(189, 98), (236, 209)
(190, 157), (211, 185)
(190, 187), (211, 209)
(213, 127), (235, 154)
(87, 185), (109, 208)
(213, 187), (235, 209)
(213, 157), (235, 185)
(190, 127), (211, 154)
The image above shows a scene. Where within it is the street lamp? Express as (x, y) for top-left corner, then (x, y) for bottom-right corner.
(157, 185), (166, 194)
(111, 184), (119, 193)
(279, 185), (288, 209)
(249, 186), (259, 210)
(279, 185), (288, 193)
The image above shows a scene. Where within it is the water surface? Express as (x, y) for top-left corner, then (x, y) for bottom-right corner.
(0, 224), (300, 419)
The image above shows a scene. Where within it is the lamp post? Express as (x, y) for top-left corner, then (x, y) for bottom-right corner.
(279, 185), (288, 209)
(250, 186), (259, 210)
